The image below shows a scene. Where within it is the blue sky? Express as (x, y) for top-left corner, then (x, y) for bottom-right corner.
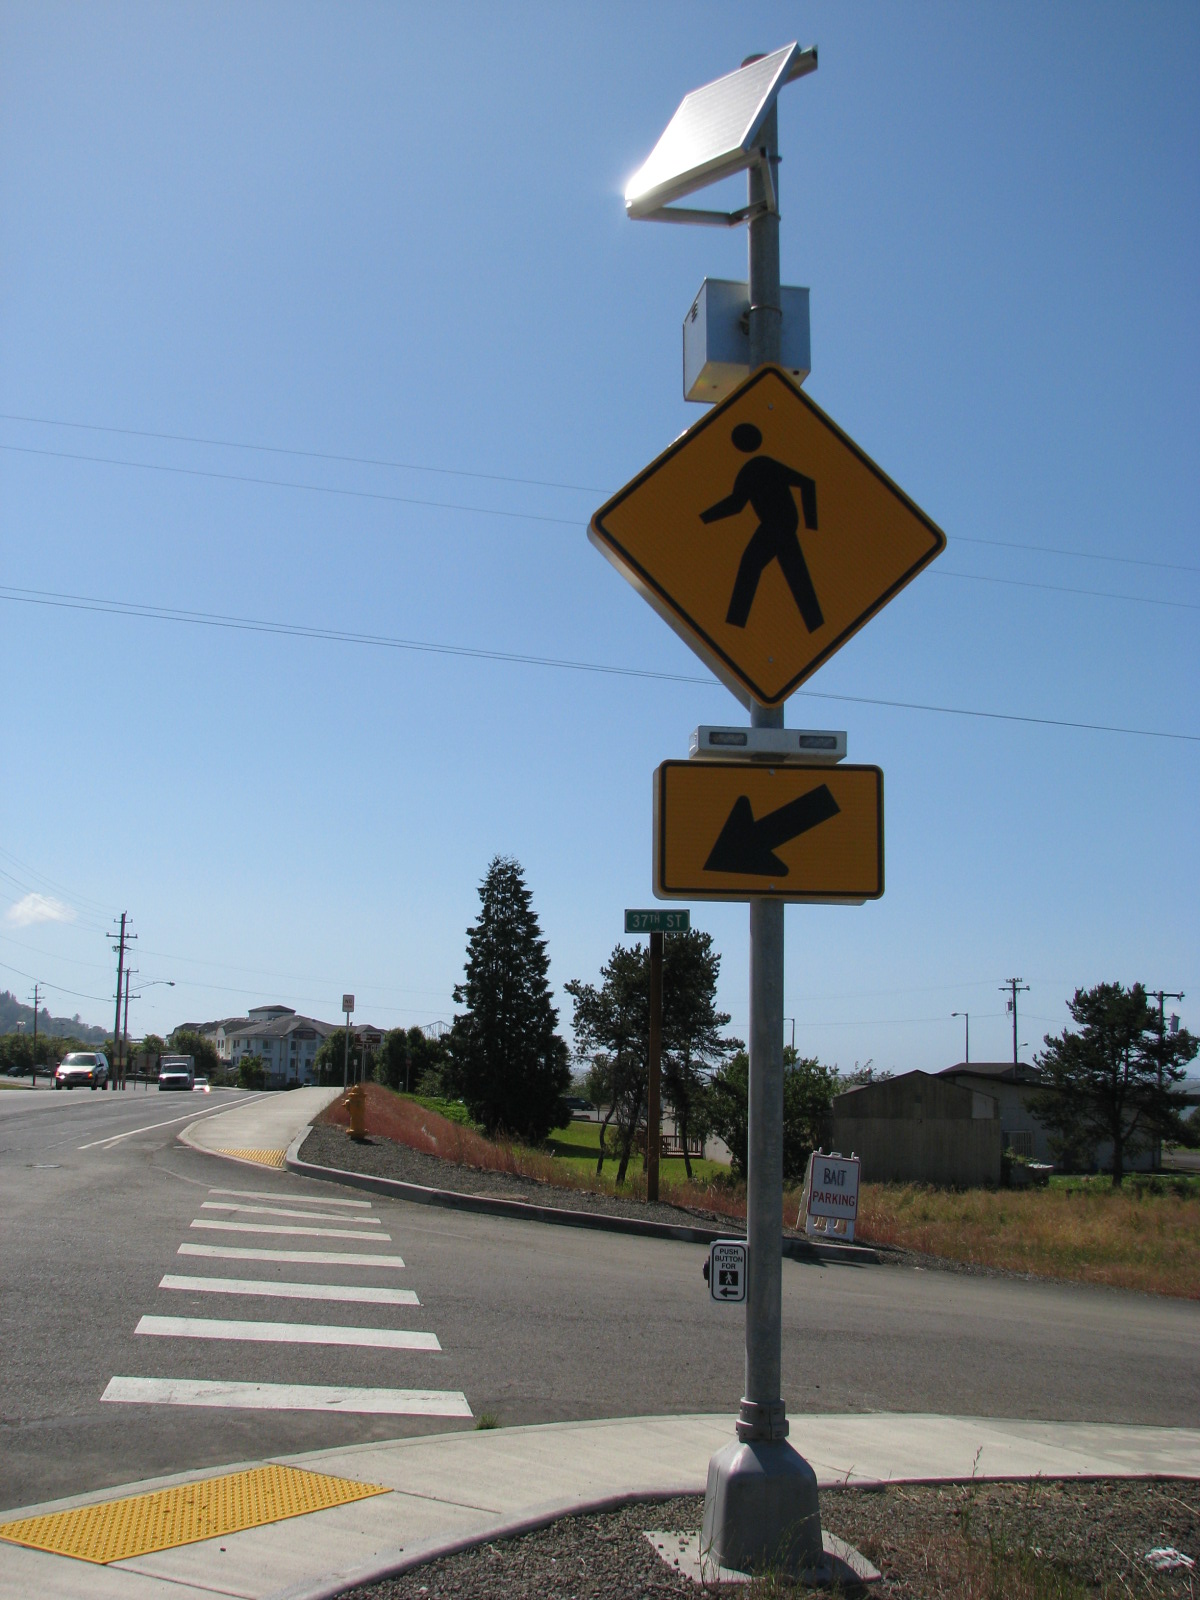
(2, 2), (1196, 1072)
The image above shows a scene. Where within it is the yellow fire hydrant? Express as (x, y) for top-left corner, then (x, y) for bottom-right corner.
(345, 1082), (367, 1142)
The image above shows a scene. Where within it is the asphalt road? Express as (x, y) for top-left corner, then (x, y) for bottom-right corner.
(2, 1085), (1198, 1514)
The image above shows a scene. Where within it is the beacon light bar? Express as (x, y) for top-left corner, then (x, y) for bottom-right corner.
(689, 726), (846, 764)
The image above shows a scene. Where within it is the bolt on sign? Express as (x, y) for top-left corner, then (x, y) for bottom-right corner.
(589, 365), (945, 708)
(654, 761), (883, 902)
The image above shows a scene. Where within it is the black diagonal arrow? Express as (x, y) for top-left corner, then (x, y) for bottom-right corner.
(704, 784), (841, 877)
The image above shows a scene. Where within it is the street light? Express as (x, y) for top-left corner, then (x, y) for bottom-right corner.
(125, 978), (175, 1089)
(951, 1012), (969, 1064)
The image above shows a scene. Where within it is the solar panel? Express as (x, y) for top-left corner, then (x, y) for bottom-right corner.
(625, 43), (815, 222)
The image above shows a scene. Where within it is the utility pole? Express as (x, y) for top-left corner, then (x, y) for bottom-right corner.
(122, 968), (134, 1091)
(1001, 978), (1029, 1067)
(31, 982), (40, 1082)
(1148, 989), (1184, 1170)
(110, 914), (136, 1089)
(646, 929), (663, 1202)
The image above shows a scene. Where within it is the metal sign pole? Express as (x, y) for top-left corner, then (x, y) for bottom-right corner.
(701, 92), (822, 1576)
(744, 96), (786, 1440)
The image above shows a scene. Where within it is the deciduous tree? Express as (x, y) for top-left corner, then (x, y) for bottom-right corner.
(567, 944), (649, 1184)
(706, 1046), (836, 1183)
(566, 931), (740, 1184)
(661, 930), (740, 1178)
(168, 1028), (221, 1082)
(374, 1026), (450, 1095)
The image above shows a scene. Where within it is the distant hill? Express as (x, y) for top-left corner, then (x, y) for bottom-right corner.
(0, 990), (108, 1044)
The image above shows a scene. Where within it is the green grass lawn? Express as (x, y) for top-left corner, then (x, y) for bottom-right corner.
(545, 1116), (730, 1185)
(1048, 1171), (1200, 1196)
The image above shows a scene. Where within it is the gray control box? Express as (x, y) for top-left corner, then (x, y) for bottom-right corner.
(683, 278), (811, 403)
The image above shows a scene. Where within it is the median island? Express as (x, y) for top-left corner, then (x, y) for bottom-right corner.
(299, 1084), (1199, 1299)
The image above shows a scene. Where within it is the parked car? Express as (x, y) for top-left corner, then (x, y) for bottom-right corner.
(54, 1052), (110, 1091)
(193, 1075), (210, 1093)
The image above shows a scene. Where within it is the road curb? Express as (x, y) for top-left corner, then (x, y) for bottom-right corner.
(284, 1127), (879, 1266)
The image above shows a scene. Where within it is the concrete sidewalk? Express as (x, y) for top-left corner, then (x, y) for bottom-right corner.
(179, 1087), (341, 1166)
(2, 1412), (1198, 1600)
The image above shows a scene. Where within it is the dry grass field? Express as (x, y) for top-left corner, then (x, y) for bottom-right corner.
(322, 1086), (1199, 1299)
(855, 1180), (1200, 1299)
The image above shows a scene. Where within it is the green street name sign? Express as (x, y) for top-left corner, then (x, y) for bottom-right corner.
(625, 908), (691, 934)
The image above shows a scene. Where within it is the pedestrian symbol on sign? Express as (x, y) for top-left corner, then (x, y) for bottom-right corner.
(705, 1240), (747, 1303)
(701, 423), (822, 633)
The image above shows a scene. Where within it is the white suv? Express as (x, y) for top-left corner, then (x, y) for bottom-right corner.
(54, 1052), (110, 1091)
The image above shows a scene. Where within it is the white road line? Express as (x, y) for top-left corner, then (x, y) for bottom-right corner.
(208, 1186), (372, 1208)
(190, 1219), (390, 1241)
(77, 1093), (271, 1150)
(179, 1242), (406, 1269)
(135, 1315), (440, 1351)
(159, 1274), (419, 1306)
(200, 1201), (382, 1224)
(102, 1376), (471, 1417)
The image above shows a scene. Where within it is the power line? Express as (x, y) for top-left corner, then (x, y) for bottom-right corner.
(0, 411), (602, 494)
(0, 442), (578, 527)
(2, 410), (1196, 574)
(3, 445), (1193, 607)
(0, 957), (112, 1005)
(2, 584), (1195, 743)
(935, 569), (1198, 612)
(0, 845), (113, 919)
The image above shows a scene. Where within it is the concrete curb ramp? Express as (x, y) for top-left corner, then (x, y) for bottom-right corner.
(1, 1414), (1197, 1600)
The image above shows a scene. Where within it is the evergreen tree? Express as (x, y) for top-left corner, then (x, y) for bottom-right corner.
(449, 856), (569, 1143)
(1030, 982), (1197, 1184)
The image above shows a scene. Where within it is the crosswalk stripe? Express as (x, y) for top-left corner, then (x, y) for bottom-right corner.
(102, 1376), (471, 1417)
(190, 1219), (390, 1241)
(208, 1187), (372, 1208)
(201, 1201), (383, 1224)
(135, 1315), (440, 1351)
(178, 1243), (406, 1269)
(159, 1273), (419, 1306)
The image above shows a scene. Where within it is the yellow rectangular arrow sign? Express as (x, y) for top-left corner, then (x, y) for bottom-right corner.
(654, 760), (883, 902)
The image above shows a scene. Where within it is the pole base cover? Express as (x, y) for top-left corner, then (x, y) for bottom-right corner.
(701, 1436), (822, 1576)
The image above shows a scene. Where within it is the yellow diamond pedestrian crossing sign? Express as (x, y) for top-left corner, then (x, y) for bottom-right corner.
(590, 365), (945, 707)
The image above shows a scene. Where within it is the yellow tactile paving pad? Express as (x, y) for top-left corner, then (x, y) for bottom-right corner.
(217, 1146), (287, 1167)
(0, 1464), (389, 1565)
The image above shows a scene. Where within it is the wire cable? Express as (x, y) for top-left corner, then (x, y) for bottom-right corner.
(2, 584), (1195, 743)
(3, 435), (1197, 585)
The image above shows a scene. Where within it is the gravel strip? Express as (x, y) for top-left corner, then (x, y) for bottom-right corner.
(297, 1125), (1016, 1280)
(343, 1480), (1199, 1599)
(299, 1122), (761, 1234)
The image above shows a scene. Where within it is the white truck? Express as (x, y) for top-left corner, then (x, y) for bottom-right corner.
(157, 1053), (195, 1091)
